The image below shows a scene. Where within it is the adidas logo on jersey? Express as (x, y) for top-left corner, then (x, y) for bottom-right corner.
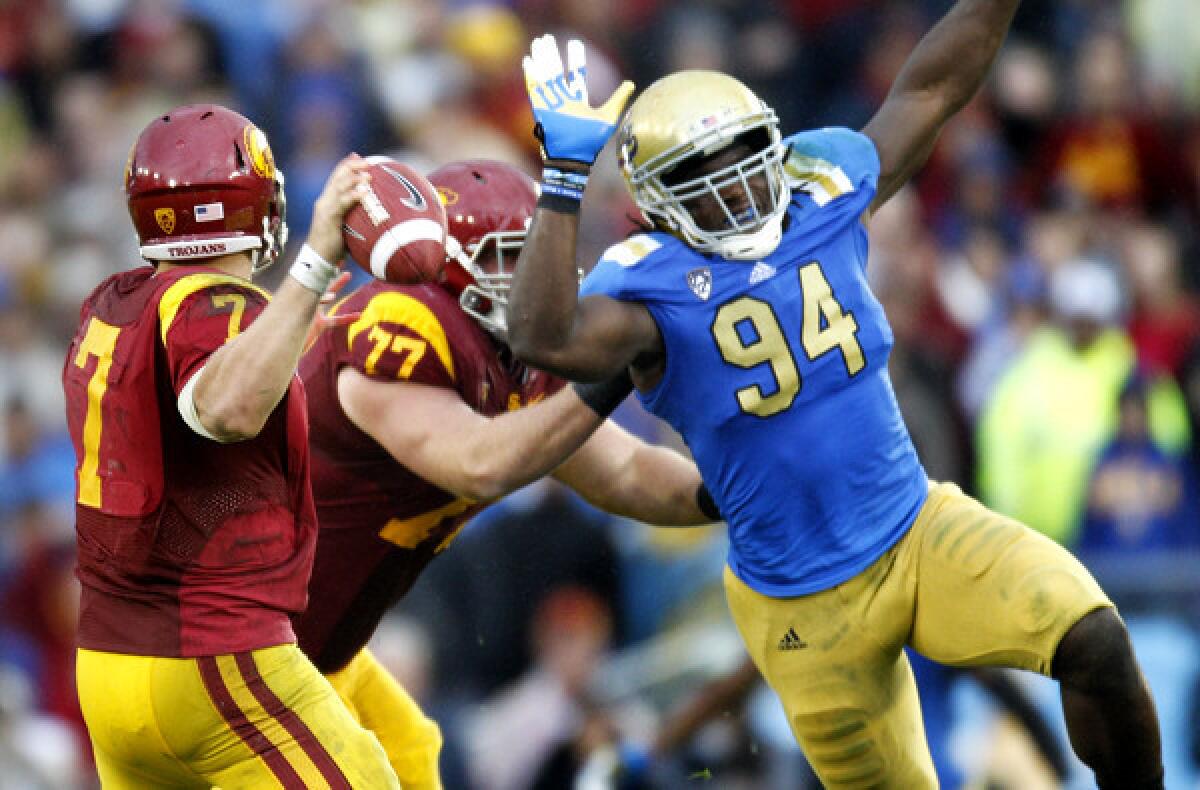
(778, 627), (807, 651)
(748, 261), (776, 285)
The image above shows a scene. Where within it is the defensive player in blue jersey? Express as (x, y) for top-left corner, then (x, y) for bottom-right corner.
(506, 3), (1164, 788)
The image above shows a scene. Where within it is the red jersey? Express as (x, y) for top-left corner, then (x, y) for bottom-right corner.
(63, 266), (316, 657)
(295, 281), (562, 673)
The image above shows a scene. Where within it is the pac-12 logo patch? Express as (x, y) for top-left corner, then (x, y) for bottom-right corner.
(686, 267), (712, 301)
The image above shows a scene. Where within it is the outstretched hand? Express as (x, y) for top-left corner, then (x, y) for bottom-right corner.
(522, 34), (635, 165)
(303, 270), (360, 350)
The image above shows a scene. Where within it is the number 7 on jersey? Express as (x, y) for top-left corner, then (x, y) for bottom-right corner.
(73, 317), (121, 507)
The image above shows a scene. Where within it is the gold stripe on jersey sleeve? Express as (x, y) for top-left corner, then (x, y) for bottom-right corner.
(346, 292), (455, 381)
(603, 235), (661, 268)
(785, 154), (854, 207)
(158, 273), (270, 346)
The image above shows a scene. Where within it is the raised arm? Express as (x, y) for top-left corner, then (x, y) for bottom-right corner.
(194, 155), (369, 440)
(508, 205), (662, 381)
(506, 34), (658, 381)
(863, 0), (1021, 213)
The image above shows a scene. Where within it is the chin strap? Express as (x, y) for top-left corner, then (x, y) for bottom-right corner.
(718, 213), (785, 260)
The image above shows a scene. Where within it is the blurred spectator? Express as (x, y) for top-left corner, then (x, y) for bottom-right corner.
(869, 187), (970, 367)
(0, 540), (84, 767)
(445, 4), (540, 164)
(936, 227), (1014, 346)
(1182, 339), (1200, 472)
(265, 11), (391, 256)
(3, 0), (74, 132)
(466, 585), (614, 790)
(813, 3), (924, 130)
(1029, 29), (1193, 217)
(0, 399), (75, 528)
(1126, 0), (1200, 111)
(869, 190), (972, 483)
(1122, 221), (1200, 378)
(106, 6), (229, 105)
(0, 664), (84, 788)
(956, 254), (1049, 423)
(990, 42), (1060, 165)
(1078, 374), (1200, 554)
(977, 257), (1190, 544)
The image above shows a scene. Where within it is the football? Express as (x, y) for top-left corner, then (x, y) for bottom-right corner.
(342, 156), (448, 284)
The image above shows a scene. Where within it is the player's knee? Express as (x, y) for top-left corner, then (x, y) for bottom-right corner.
(1052, 607), (1139, 693)
(421, 716), (444, 754)
(401, 713), (442, 761)
(792, 708), (890, 787)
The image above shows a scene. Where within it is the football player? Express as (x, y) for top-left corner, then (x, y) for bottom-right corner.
(294, 159), (716, 789)
(507, 9), (1164, 790)
(64, 104), (399, 788)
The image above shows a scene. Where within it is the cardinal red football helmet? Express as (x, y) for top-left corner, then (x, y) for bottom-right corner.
(125, 104), (287, 272)
(428, 160), (537, 338)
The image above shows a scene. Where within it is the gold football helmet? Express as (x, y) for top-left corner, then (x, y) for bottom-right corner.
(617, 71), (788, 260)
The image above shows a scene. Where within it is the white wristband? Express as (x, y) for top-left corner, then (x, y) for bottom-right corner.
(177, 366), (224, 442)
(289, 243), (339, 294)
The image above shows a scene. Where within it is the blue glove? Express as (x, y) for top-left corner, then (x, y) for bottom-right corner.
(523, 34), (635, 165)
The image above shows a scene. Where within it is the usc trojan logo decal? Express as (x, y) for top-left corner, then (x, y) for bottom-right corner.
(155, 208), (176, 234)
(243, 125), (275, 179)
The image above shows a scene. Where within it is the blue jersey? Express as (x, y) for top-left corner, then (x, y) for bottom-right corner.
(581, 127), (928, 596)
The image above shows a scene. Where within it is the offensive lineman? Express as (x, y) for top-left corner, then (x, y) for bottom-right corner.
(294, 159), (717, 788)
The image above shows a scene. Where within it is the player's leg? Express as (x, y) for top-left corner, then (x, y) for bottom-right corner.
(723, 565), (937, 789)
(76, 648), (215, 789)
(908, 482), (1164, 790)
(327, 648), (444, 790)
(1053, 608), (1163, 789)
(179, 644), (400, 789)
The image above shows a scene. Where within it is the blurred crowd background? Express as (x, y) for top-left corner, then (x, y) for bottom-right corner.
(1, 0), (1199, 787)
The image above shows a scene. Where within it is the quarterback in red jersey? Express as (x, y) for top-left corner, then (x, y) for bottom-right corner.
(295, 159), (717, 789)
(63, 104), (398, 788)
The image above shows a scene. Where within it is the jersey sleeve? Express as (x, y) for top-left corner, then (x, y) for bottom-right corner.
(158, 273), (270, 394)
(784, 127), (880, 211)
(580, 234), (670, 302)
(341, 289), (457, 387)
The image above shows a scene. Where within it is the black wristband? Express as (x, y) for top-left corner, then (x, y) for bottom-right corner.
(696, 483), (721, 521)
(572, 369), (634, 417)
